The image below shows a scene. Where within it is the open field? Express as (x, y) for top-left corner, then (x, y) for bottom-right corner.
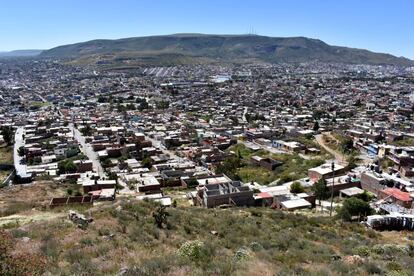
(228, 144), (325, 184)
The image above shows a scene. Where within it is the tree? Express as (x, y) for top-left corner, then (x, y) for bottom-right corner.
(139, 100), (149, 111)
(313, 121), (320, 131)
(354, 99), (362, 107)
(215, 156), (242, 180)
(156, 100), (170, 109)
(1, 126), (13, 146)
(81, 124), (93, 136)
(141, 156), (152, 169)
(58, 160), (76, 174)
(340, 138), (354, 153)
(312, 178), (329, 205)
(65, 161), (76, 173)
(337, 197), (374, 221)
(290, 182), (305, 194)
(17, 146), (26, 157)
(152, 206), (170, 228)
(346, 153), (358, 169)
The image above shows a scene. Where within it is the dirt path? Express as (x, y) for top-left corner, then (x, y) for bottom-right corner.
(315, 133), (348, 166)
(0, 211), (65, 226)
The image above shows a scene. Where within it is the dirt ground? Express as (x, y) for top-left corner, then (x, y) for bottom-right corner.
(0, 145), (13, 164)
(0, 181), (67, 216)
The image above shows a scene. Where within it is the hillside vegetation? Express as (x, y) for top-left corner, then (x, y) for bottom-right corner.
(1, 198), (414, 275)
(40, 34), (413, 66)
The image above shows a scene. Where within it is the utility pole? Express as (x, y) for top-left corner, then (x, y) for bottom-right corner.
(329, 161), (335, 217)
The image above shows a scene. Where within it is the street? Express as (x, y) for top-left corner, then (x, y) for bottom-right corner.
(14, 126), (30, 179)
(69, 123), (106, 178)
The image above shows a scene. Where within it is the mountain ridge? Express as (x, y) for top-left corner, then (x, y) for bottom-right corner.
(40, 34), (413, 66)
(0, 49), (43, 57)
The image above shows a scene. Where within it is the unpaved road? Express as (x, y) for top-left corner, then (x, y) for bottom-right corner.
(315, 133), (348, 165)
(0, 211), (65, 226)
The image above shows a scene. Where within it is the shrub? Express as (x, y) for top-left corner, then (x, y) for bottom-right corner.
(372, 244), (410, 258)
(362, 261), (383, 275)
(1, 230), (47, 275)
(249, 242), (263, 252)
(354, 245), (370, 257)
(386, 261), (403, 272)
(233, 247), (251, 262)
(290, 182), (305, 194)
(40, 235), (60, 261)
(152, 206), (170, 228)
(178, 240), (205, 262)
(337, 197), (374, 221)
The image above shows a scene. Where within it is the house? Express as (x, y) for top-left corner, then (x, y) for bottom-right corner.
(273, 140), (305, 152)
(272, 193), (315, 210)
(124, 174), (161, 193)
(41, 154), (57, 164)
(73, 160), (93, 173)
(387, 147), (414, 169)
(194, 176), (254, 208)
(360, 171), (387, 194)
(378, 188), (413, 209)
(339, 187), (365, 198)
(250, 155), (282, 171)
(308, 163), (346, 182)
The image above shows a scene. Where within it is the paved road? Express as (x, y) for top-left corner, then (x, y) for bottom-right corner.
(35, 93), (47, 103)
(14, 127), (30, 179)
(242, 107), (248, 122)
(145, 135), (186, 162)
(69, 123), (106, 178)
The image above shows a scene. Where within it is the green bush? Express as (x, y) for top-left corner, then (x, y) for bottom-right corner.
(233, 247), (251, 262)
(337, 197), (374, 221)
(290, 182), (305, 194)
(354, 245), (370, 257)
(178, 240), (205, 262)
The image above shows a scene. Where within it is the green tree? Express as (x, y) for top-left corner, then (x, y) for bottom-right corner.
(346, 153), (358, 169)
(340, 137), (354, 153)
(156, 100), (170, 109)
(215, 156), (242, 180)
(65, 161), (76, 173)
(312, 178), (329, 205)
(81, 124), (93, 136)
(313, 121), (320, 131)
(58, 160), (76, 174)
(290, 182), (305, 194)
(1, 126), (13, 146)
(17, 146), (26, 157)
(337, 197), (374, 221)
(141, 156), (152, 169)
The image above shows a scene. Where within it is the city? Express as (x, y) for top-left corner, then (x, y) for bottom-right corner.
(1, 1), (414, 275)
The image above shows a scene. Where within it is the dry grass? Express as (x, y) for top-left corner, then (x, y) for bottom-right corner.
(0, 170), (11, 183)
(0, 145), (13, 164)
(1, 199), (412, 275)
(0, 181), (66, 217)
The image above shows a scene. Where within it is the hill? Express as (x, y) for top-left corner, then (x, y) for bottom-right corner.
(0, 49), (42, 57)
(40, 34), (413, 66)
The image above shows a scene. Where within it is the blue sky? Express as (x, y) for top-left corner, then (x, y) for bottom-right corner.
(0, 0), (413, 59)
